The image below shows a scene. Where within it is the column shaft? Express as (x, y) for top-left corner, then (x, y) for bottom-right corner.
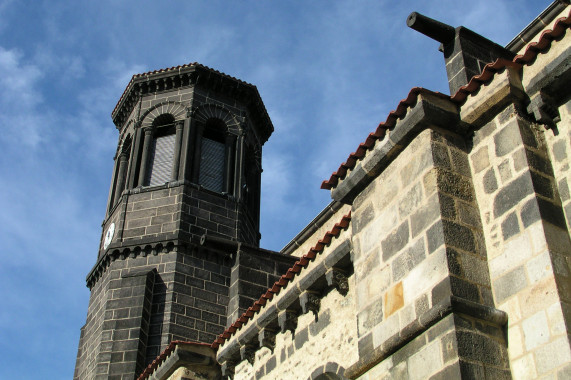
(137, 127), (154, 187)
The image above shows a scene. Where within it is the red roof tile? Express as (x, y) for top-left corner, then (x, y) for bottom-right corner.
(210, 212), (351, 350)
(322, 9), (571, 191)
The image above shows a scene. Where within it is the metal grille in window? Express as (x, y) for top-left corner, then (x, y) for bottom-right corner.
(199, 137), (225, 192)
(146, 133), (176, 186)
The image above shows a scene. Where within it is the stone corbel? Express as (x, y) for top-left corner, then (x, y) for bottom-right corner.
(326, 268), (349, 296)
(300, 291), (321, 319)
(278, 310), (297, 335)
(239, 343), (256, 365)
(258, 328), (277, 352)
(221, 360), (236, 378)
(527, 91), (560, 127)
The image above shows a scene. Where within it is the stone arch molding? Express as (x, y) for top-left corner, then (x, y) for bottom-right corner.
(139, 101), (188, 128)
(308, 363), (349, 380)
(192, 103), (242, 135)
(116, 120), (135, 156)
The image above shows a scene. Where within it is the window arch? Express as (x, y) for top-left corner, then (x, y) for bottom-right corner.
(308, 363), (348, 380)
(108, 134), (132, 211)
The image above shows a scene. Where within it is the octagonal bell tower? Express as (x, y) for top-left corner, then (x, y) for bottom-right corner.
(74, 63), (277, 379)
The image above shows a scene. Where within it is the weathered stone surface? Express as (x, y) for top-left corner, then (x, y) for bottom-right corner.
(471, 146), (490, 174)
(384, 282), (404, 318)
(483, 168), (498, 194)
(437, 169), (475, 202)
(493, 173), (534, 217)
(411, 197), (441, 237)
(493, 266), (528, 303)
(501, 212), (520, 240)
(381, 221), (410, 262)
(494, 119), (522, 157)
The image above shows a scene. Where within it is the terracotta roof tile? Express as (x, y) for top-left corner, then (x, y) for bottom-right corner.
(210, 212), (351, 350)
(322, 9), (571, 191)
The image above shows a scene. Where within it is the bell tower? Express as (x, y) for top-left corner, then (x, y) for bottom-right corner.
(74, 63), (279, 379)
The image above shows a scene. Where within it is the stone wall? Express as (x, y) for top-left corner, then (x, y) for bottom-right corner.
(218, 9), (571, 379)
(235, 268), (359, 380)
(345, 124), (509, 379)
(81, 7), (571, 380)
(468, 102), (571, 378)
(75, 248), (232, 380)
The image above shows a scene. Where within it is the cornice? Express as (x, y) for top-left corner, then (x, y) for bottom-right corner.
(85, 232), (230, 289)
(111, 63), (274, 144)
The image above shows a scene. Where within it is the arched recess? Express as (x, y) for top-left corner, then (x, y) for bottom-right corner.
(108, 133), (133, 211)
(139, 101), (187, 128)
(192, 103), (241, 135)
(116, 120), (135, 157)
(308, 363), (349, 380)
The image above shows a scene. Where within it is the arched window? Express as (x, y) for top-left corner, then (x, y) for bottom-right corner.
(197, 118), (234, 194)
(145, 114), (176, 186)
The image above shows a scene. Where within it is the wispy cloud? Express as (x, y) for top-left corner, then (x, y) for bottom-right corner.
(0, 47), (45, 147)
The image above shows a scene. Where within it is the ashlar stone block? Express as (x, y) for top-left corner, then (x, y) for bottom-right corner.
(522, 310), (550, 350)
(407, 339), (443, 380)
(534, 336), (571, 374)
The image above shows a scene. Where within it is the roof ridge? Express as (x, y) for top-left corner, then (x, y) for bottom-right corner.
(321, 7), (571, 191)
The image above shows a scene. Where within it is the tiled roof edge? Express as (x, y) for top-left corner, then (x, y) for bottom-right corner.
(320, 88), (449, 190)
(321, 8), (571, 191)
(211, 211), (352, 351)
(137, 341), (212, 380)
(451, 9), (571, 103)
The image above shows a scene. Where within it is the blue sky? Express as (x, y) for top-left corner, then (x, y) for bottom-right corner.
(0, 1), (550, 378)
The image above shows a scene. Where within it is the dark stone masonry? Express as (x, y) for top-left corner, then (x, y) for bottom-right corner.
(75, 2), (571, 380)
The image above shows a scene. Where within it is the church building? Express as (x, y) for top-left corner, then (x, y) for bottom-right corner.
(75, 2), (571, 379)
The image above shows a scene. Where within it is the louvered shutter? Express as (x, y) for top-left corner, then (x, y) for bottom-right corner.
(199, 137), (225, 192)
(146, 133), (176, 186)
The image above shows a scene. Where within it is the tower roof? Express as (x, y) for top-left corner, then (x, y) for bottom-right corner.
(111, 62), (274, 143)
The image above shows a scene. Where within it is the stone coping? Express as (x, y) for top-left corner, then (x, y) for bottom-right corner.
(280, 200), (345, 256)
(330, 91), (463, 204)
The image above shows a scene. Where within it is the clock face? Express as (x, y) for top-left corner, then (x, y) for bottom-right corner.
(103, 223), (115, 250)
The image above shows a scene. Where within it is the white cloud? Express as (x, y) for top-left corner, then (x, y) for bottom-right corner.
(0, 47), (45, 147)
